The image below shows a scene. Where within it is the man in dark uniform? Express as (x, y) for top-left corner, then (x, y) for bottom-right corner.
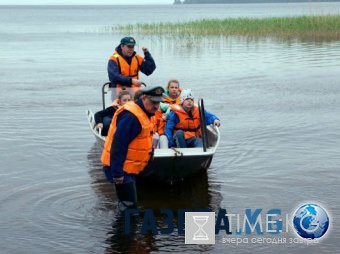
(101, 86), (165, 211)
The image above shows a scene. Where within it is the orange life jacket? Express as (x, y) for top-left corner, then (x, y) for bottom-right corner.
(163, 96), (180, 105)
(109, 51), (144, 91)
(153, 110), (166, 136)
(163, 87), (182, 105)
(101, 101), (153, 174)
(171, 105), (201, 140)
(154, 94), (180, 135)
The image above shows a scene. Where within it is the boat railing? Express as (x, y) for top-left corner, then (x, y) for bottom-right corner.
(101, 82), (112, 110)
(198, 98), (208, 152)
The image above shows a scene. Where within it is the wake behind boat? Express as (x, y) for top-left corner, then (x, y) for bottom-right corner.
(87, 83), (220, 184)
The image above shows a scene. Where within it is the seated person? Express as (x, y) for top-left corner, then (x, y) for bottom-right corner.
(163, 79), (181, 105)
(94, 90), (131, 136)
(153, 112), (169, 149)
(165, 89), (220, 148)
(153, 80), (182, 149)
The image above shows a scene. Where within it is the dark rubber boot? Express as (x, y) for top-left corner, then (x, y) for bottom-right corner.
(115, 181), (137, 212)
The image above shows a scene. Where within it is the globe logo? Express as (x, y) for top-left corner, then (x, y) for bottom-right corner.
(293, 203), (329, 239)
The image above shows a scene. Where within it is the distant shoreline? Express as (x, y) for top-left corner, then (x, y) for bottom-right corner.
(1, 1), (340, 6)
(113, 15), (340, 40)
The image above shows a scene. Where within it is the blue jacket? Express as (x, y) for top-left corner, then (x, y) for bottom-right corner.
(165, 107), (219, 147)
(105, 99), (154, 181)
(107, 46), (156, 86)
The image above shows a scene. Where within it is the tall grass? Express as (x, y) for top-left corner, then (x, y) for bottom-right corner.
(111, 15), (340, 40)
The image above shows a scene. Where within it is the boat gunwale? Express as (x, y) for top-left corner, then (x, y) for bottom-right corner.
(86, 109), (220, 158)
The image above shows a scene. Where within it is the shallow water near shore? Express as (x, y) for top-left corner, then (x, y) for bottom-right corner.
(0, 3), (340, 253)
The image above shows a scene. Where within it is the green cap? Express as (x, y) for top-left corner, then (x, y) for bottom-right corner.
(120, 36), (136, 46)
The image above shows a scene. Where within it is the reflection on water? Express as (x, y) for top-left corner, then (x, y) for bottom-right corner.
(105, 214), (158, 254)
(87, 143), (223, 253)
(87, 144), (116, 211)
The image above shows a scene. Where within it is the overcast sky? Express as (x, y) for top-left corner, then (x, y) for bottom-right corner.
(0, 0), (172, 4)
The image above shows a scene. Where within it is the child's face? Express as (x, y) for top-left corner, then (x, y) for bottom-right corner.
(168, 82), (179, 98)
(120, 95), (131, 106)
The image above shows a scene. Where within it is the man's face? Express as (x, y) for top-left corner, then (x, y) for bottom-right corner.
(182, 98), (194, 112)
(168, 82), (179, 98)
(142, 96), (160, 115)
(121, 44), (134, 57)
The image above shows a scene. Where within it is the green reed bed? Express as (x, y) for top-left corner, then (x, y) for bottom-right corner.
(113, 15), (340, 40)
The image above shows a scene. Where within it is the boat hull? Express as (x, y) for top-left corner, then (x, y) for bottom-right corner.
(141, 154), (213, 183)
(86, 110), (219, 183)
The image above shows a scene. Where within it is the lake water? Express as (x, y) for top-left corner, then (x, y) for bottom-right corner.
(0, 3), (340, 253)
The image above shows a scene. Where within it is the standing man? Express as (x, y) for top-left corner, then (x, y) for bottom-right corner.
(108, 36), (156, 99)
(165, 89), (220, 148)
(101, 86), (164, 211)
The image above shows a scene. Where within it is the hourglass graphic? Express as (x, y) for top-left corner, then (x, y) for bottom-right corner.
(193, 216), (209, 240)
